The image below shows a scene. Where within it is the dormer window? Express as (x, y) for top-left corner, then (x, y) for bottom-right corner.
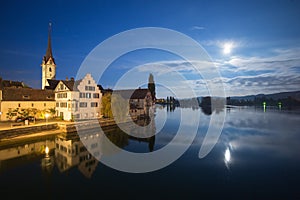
(23, 95), (30, 99)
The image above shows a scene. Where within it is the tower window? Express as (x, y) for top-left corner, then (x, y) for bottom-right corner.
(49, 67), (52, 72)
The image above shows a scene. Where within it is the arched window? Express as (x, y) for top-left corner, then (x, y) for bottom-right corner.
(49, 67), (52, 72)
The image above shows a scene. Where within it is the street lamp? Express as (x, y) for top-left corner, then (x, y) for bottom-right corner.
(263, 101), (266, 112)
(45, 113), (50, 126)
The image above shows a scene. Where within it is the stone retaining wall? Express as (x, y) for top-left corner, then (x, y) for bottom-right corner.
(0, 123), (59, 140)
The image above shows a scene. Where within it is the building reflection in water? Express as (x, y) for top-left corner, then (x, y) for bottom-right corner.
(54, 132), (100, 178)
(0, 138), (56, 174)
(0, 113), (156, 178)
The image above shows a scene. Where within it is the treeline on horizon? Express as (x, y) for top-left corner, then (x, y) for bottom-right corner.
(226, 96), (300, 107)
(157, 95), (300, 109)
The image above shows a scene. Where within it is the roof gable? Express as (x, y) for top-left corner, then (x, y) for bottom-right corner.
(55, 81), (71, 92)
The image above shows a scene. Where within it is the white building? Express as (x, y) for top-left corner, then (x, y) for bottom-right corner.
(47, 74), (102, 121)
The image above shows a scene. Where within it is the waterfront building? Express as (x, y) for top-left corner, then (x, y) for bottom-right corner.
(46, 74), (102, 121)
(113, 88), (153, 119)
(0, 86), (55, 121)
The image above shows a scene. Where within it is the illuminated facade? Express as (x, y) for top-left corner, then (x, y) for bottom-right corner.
(41, 23), (56, 90)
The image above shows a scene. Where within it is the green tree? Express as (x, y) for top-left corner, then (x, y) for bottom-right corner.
(48, 107), (56, 117)
(101, 93), (113, 118)
(111, 93), (129, 123)
(6, 108), (15, 121)
(18, 108), (30, 118)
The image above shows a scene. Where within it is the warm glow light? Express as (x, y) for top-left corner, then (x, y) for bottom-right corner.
(223, 43), (232, 55)
(45, 113), (50, 118)
(45, 146), (49, 154)
(225, 148), (231, 162)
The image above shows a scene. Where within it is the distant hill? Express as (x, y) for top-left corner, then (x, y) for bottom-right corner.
(230, 90), (300, 101)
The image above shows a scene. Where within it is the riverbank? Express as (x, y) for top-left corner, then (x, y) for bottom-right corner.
(0, 118), (120, 142)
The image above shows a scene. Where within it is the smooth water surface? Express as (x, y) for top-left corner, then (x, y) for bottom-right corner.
(0, 106), (299, 199)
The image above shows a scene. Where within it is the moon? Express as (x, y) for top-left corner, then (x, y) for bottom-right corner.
(223, 43), (233, 55)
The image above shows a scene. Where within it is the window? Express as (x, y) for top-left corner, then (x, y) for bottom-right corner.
(80, 146), (86, 152)
(93, 93), (99, 98)
(56, 102), (59, 107)
(18, 103), (21, 107)
(86, 93), (91, 98)
(60, 83), (64, 90)
(57, 93), (67, 98)
(44, 103), (46, 107)
(79, 102), (87, 107)
(60, 102), (67, 108)
(49, 67), (52, 72)
(91, 102), (98, 107)
(23, 95), (30, 99)
(85, 86), (95, 91)
(80, 93), (86, 98)
(32, 103), (34, 107)
(88, 80), (91, 84)
(91, 143), (98, 149)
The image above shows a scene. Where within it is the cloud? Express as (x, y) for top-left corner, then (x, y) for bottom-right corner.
(191, 26), (206, 30)
(210, 47), (300, 95)
(201, 39), (245, 49)
(115, 46), (300, 97)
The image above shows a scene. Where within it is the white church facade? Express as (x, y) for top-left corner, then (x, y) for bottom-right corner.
(42, 23), (102, 121)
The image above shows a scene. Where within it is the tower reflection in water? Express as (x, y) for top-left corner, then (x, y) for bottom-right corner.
(54, 115), (156, 178)
(0, 116), (156, 178)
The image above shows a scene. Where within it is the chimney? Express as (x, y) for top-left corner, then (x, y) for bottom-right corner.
(66, 77), (68, 81)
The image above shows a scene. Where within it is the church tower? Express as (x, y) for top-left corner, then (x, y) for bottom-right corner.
(41, 22), (56, 89)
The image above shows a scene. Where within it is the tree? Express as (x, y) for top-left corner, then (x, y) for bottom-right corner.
(17, 108), (30, 118)
(111, 93), (129, 123)
(6, 108), (15, 121)
(101, 93), (113, 118)
(148, 73), (156, 101)
(48, 107), (56, 117)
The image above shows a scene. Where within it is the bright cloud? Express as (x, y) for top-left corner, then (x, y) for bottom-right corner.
(132, 46), (300, 97)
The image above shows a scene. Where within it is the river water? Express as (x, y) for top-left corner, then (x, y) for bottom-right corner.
(0, 105), (299, 199)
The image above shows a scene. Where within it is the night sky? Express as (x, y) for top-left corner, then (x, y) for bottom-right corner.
(1, 0), (300, 97)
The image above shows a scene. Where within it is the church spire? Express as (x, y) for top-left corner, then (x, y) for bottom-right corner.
(44, 22), (55, 64)
(41, 22), (56, 89)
